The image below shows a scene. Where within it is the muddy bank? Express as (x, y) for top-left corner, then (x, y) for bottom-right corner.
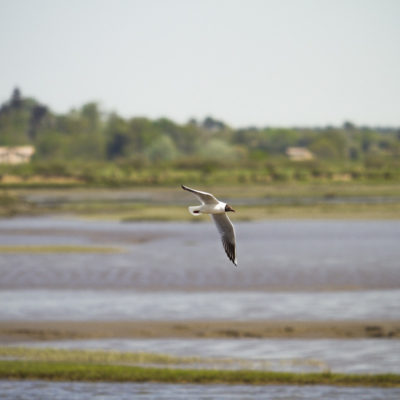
(1, 320), (399, 342)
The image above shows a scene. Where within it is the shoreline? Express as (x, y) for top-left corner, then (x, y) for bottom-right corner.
(1, 320), (399, 342)
(2, 183), (400, 220)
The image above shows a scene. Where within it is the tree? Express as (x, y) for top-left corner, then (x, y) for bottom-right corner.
(262, 129), (299, 154)
(10, 87), (22, 109)
(343, 121), (356, 130)
(81, 102), (101, 133)
(202, 116), (226, 131)
(310, 137), (341, 159)
(199, 138), (236, 160)
(29, 105), (48, 140)
(145, 135), (178, 162)
(105, 113), (130, 159)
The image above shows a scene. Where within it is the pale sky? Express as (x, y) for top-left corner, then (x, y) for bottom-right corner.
(1, 0), (399, 127)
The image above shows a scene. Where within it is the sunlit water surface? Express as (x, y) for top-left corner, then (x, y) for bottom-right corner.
(1, 289), (399, 321)
(1, 381), (399, 400)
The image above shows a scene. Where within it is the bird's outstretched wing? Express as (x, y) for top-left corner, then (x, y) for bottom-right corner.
(211, 214), (237, 266)
(181, 185), (219, 205)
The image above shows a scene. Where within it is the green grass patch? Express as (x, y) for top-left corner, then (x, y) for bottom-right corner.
(0, 347), (399, 387)
(0, 347), (201, 366)
(0, 360), (398, 387)
(236, 203), (400, 220)
(114, 203), (400, 221)
(0, 245), (123, 254)
(0, 346), (323, 371)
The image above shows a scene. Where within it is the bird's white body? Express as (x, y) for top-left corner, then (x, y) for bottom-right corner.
(189, 202), (227, 216)
(182, 185), (237, 266)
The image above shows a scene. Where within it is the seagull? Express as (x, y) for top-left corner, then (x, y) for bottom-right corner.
(181, 184), (237, 266)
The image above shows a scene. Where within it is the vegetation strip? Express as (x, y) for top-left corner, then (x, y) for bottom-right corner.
(2, 320), (399, 341)
(0, 360), (399, 387)
(2, 183), (400, 220)
(0, 347), (202, 366)
(1, 87), (400, 186)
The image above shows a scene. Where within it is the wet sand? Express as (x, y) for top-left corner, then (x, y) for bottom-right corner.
(1, 320), (399, 343)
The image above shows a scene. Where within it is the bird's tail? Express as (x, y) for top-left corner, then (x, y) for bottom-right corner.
(188, 206), (202, 216)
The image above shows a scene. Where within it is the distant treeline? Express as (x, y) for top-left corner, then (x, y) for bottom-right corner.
(1, 87), (399, 163)
(0, 88), (400, 185)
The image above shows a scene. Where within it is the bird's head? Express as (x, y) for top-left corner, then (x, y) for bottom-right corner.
(225, 204), (236, 212)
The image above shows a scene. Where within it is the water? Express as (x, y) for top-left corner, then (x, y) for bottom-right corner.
(21, 337), (400, 374)
(1, 217), (400, 396)
(1, 217), (399, 291)
(1, 288), (399, 321)
(2, 217), (399, 321)
(1, 381), (399, 400)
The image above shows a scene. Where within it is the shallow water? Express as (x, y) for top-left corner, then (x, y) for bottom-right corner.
(1, 217), (399, 291)
(1, 217), (400, 394)
(1, 381), (399, 400)
(1, 217), (400, 322)
(19, 337), (400, 374)
(1, 288), (399, 321)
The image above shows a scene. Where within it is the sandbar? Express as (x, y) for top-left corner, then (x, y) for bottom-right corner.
(1, 320), (399, 343)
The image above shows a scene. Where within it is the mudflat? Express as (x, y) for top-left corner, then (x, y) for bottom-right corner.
(1, 320), (399, 342)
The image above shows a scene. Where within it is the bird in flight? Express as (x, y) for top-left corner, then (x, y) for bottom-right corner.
(181, 185), (237, 266)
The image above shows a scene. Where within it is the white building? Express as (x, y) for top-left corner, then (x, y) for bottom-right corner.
(0, 146), (35, 164)
(286, 147), (314, 161)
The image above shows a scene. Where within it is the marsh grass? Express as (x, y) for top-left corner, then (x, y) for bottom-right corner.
(234, 203), (400, 220)
(0, 347), (269, 370)
(0, 245), (123, 254)
(0, 360), (399, 387)
(0, 347), (201, 366)
(2, 182), (400, 220)
(0, 347), (399, 387)
(116, 203), (400, 222)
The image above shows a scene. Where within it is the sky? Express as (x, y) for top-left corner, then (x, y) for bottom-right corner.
(1, 0), (399, 127)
